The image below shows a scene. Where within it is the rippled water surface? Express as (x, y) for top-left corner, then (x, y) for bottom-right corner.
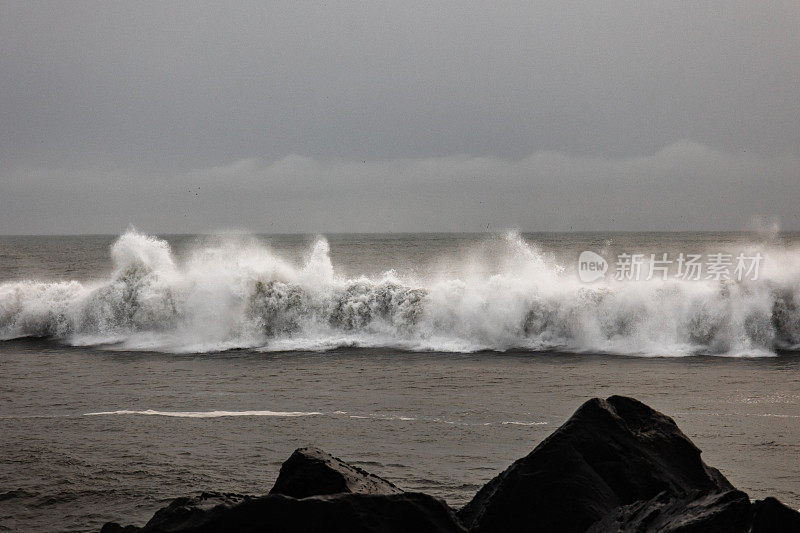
(2, 342), (800, 531)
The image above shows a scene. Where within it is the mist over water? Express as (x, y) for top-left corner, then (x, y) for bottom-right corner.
(2, 231), (800, 356)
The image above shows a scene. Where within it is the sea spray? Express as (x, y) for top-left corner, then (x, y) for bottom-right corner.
(1, 229), (799, 356)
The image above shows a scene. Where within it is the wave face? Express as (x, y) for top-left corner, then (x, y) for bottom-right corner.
(2, 230), (800, 356)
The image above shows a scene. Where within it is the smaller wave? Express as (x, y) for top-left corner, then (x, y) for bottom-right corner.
(0, 413), (72, 420)
(78, 409), (550, 426)
(732, 393), (800, 405)
(0, 488), (39, 501)
(83, 409), (322, 418)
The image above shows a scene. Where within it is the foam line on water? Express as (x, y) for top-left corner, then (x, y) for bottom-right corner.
(84, 409), (323, 418)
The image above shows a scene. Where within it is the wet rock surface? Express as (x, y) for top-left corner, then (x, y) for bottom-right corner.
(101, 396), (800, 532)
(269, 446), (402, 498)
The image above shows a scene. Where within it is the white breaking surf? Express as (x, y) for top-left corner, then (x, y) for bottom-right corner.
(2, 229), (800, 356)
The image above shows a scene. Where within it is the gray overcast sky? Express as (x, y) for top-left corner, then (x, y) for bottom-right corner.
(1, 1), (799, 234)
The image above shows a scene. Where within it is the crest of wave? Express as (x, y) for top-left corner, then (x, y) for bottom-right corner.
(0, 230), (307, 349)
(399, 231), (800, 356)
(1, 229), (800, 356)
(0, 231), (177, 340)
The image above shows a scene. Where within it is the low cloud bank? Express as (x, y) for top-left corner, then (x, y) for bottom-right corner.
(2, 141), (798, 234)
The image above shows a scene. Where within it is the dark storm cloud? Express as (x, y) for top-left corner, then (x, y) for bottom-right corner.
(1, 1), (799, 233)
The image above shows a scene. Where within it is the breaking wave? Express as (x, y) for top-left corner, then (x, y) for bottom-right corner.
(2, 230), (800, 357)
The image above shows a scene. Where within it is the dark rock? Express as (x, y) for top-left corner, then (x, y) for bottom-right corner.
(99, 449), (461, 533)
(269, 446), (402, 498)
(100, 397), (800, 533)
(750, 497), (800, 532)
(142, 492), (250, 532)
(100, 523), (139, 533)
(100, 493), (249, 533)
(587, 489), (753, 532)
(103, 492), (466, 533)
(459, 395), (735, 533)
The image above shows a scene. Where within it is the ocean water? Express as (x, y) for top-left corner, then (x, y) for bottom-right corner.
(1, 232), (800, 531)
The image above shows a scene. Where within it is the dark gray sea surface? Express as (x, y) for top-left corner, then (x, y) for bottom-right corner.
(1, 232), (800, 531)
(1, 342), (800, 532)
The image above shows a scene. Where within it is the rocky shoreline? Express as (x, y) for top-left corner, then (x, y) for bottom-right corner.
(101, 396), (800, 532)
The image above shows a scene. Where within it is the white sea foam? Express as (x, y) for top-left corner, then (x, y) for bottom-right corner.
(2, 229), (800, 357)
(84, 409), (322, 418)
(79, 409), (550, 426)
